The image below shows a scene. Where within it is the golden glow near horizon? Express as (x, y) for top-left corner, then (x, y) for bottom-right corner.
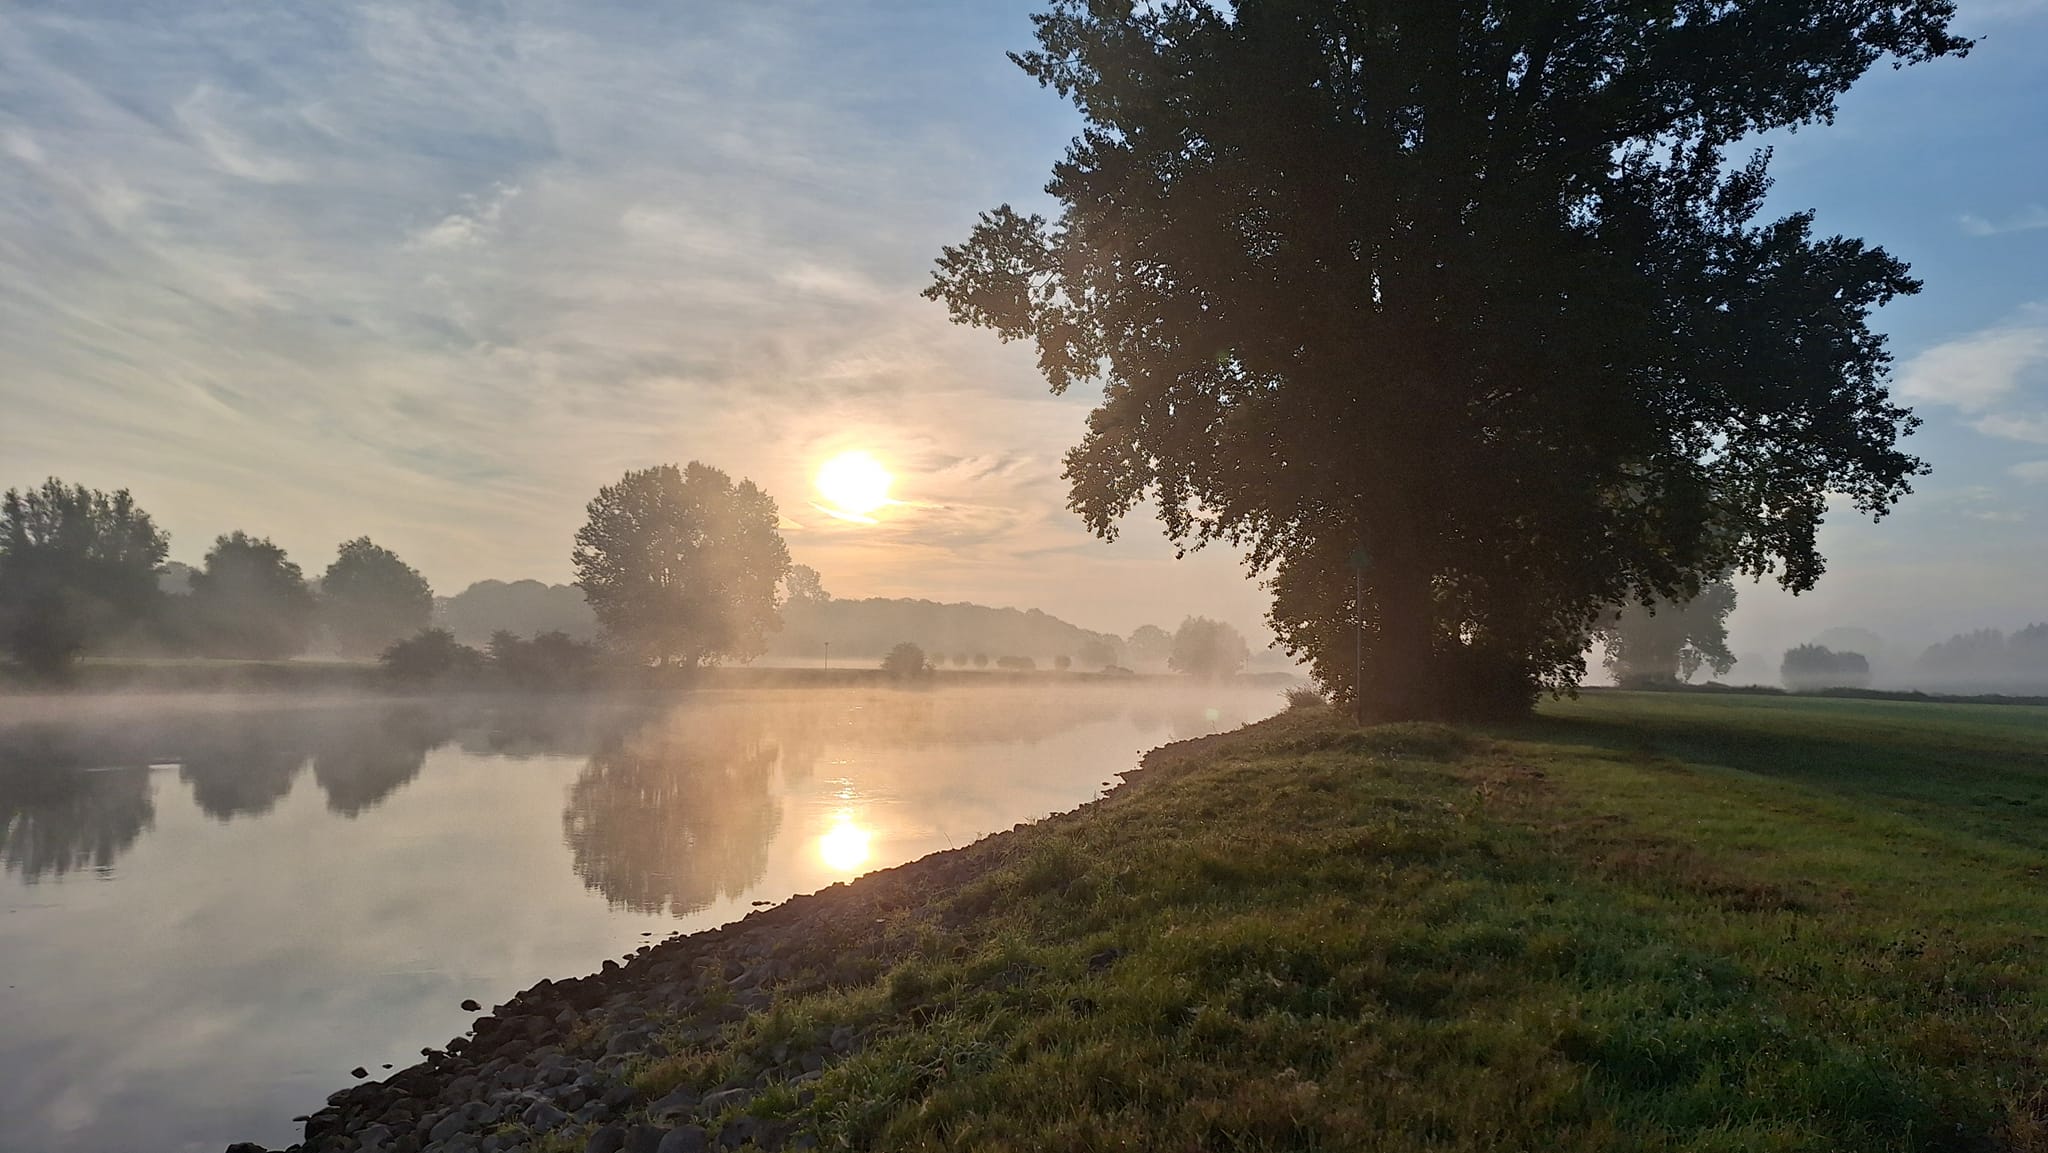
(817, 809), (874, 873)
(813, 449), (894, 523)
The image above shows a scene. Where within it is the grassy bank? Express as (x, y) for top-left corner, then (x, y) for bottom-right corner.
(569, 692), (2048, 1153)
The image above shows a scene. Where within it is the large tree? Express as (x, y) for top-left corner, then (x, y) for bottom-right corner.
(189, 531), (317, 659)
(0, 479), (168, 676)
(927, 0), (1965, 718)
(1594, 578), (1737, 687)
(320, 537), (433, 659)
(572, 463), (790, 667)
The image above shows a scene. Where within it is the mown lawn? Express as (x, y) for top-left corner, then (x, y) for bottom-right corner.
(621, 692), (2048, 1152)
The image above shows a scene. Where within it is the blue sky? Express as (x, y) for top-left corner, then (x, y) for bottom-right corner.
(0, 1), (2042, 670)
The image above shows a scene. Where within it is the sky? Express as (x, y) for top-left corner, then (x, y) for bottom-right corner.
(0, 1), (2043, 670)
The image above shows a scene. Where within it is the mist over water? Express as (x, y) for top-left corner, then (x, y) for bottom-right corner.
(0, 683), (1275, 1153)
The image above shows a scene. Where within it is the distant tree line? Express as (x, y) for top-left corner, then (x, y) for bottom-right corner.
(0, 478), (441, 676)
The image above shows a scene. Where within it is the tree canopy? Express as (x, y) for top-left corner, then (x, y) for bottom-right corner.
(1168, 616), (1251, 680)
(190, 531), (316, 659)
(321, 537), (434, 659)
(1594, 578), (1737, 687)
(0, 478), (168, 675)
(572, 463), (790, 667)
(927, 0), (1966, 718)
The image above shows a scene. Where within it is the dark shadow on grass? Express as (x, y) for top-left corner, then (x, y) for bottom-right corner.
(1488, 700), (2048, 854)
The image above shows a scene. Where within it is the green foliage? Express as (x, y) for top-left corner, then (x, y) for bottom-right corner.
(1783, 644), (1873, 691)
(0, 478), (168, 676)
(592, 693), (2048, 1150)
(1595, 578), (1738, 687)
(572, 462), (790, 668)
(1167, 616), (1250, 680)
(378, 628), (482, 682)
(926, 0), (1967, 719)
(321, 537), (433, 659)
(995, 655), (1037, 671)
(487, 629), (601, 688)
(189, 531), (316, 659)
(881, 641), (931, 678)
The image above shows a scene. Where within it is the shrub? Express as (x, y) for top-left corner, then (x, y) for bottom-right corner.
(1284, 685), (1326, 712)
(380, 628), (484, 683)
(995, 655), (1037, 671)
(881, 642), (930, 678)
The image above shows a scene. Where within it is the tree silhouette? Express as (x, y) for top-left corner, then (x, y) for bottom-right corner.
(1125, 625), (1173, 669)
(927, 1), (1965, 718)
(881, 641), (930, 678)
(1595, 579), (1738, 687)
(573, 463), (790, 667)
(782, 564), (831, 606)
(0, 478), (168, 676)
(189, 531), (316, 659)
(320, 538), (433, 659)
(1782, 644), (1871, 691)
(1168, 616), (1250, 681)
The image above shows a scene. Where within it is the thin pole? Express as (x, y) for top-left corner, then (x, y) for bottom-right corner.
(1354, 564), (1364, 726)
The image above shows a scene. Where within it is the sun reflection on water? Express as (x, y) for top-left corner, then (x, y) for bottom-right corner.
(817, 809), (873, 873)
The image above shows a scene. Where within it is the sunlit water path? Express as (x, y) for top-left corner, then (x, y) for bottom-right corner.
(0, 684), (1275, 1153)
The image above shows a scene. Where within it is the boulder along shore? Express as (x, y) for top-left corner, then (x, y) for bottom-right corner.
(226, 725), (1239, 1153)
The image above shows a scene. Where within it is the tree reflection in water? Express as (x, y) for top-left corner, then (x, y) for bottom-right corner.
(309, 706), (450, 817)
(562, 712), (785, 917)
(0, 741), (154, 882)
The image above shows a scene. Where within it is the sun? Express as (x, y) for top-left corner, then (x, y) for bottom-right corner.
(817, 810), (873, 873)
(814, 450), (894, 521)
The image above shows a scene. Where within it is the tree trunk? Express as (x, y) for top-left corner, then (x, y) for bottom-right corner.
(1361, 520), (1438, 722)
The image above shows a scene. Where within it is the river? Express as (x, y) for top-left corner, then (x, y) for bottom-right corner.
(0, 682), (1277, 1153)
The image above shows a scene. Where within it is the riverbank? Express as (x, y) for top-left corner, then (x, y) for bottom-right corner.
(231, 692), (2048, 1153)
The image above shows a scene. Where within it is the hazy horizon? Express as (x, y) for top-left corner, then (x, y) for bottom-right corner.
(4, 0), (2046, 664)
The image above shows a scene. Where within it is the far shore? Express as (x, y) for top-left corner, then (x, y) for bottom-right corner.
(0, 659), (1306, 707)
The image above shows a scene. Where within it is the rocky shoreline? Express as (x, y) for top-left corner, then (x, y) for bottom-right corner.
(225, 728), (1236, 1153)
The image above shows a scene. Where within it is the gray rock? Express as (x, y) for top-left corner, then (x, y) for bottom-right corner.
(521, 1101), (569, 1131)
(623, 1125), (664, 1153)
(428, 1110), (470, 1144)
(656, 1125), (709, 1153)
(584, 1125), (627, 1153)
(700, 1087), (753, 1115)
(358, 1122), (395, 1152)
(605, 1029), (652, 1056)
(647, 1087), (701, 1122)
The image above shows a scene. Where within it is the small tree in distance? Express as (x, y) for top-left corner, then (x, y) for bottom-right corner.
(1595, 579), (1738, 688)
(1168, 617), (1250, 681)
(881, 641), (930, 679)
(321, 537), (433, 659)
(380, 628), (483, 683)
(190, 531), (316, 659)
(1782, 645), (1871, 692)
(573, 462), (790, 668)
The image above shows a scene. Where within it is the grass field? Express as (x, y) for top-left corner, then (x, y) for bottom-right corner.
(599, 690), (2048, 1152)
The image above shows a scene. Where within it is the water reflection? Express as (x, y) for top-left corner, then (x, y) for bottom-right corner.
(817, 808), (873, 873)
(0, 760), (155, 881)
(562, 715), (786, 916)
(0, 684), (1279, 1153)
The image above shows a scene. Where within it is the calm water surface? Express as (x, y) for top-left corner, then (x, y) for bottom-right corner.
(0, 684), (1275, 1153)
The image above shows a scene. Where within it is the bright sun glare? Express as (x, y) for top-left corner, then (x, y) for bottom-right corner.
(814, 450), (894, 521)
(817, 810), (873, 873)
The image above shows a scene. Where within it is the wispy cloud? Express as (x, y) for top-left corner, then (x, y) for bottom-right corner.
(1959, 205), (2048, 236)
(2013, 461), (2048, 483)
(1895, 312), (2048, 413)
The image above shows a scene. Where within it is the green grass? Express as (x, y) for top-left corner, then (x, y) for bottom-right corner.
(614, 693), (2048, 1151)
